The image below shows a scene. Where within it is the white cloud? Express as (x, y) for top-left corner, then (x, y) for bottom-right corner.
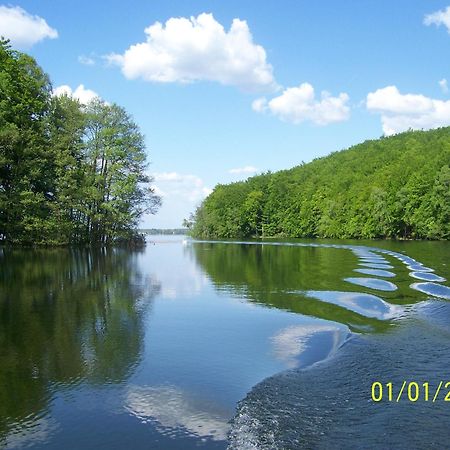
(366, 85), (450, 135)
(142, 172), (211, 228)
(251, 97), (268, 113)
(53, 84), (100, 105)
(229, 166), (258, 174)
(439, 78), (448, 93)
(424, 6), (450, 33)
(106, 13), (275, 91)
(253, 83), (350, 125)
(78, 55), (95, 66)
(0, 6), (57, 49)
(153, 172), (212, 202)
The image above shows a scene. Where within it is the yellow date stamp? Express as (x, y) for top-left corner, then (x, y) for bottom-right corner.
(371, 381), (450, 402)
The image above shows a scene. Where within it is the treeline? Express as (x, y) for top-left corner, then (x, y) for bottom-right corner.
(142, 228), (188, 235)
(0, 40), (160, 245)
(191, 127), (450, 240)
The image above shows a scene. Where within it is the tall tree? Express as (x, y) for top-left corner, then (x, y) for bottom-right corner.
(0, 39), (53, 243)
(83, 99), (161, 244)
(47, 94), (87, 243)
(0, 41), (161, 245)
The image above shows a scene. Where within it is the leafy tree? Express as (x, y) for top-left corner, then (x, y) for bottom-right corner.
(47, 94), (87, 243)
(0, 39), (53, 243)
(0, 41), (161, 245)
(191, 127), (450, 241)
(83, 99), (161, 244)
(241, 190), (264, 236)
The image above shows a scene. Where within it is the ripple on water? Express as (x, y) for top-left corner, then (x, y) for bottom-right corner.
(409, 272), (446, 282)
(125, 385), (231, 441)
(354, 268), (395, 278)
(410, 282), (450, 300)
(393, 255), (417, 265)
(358, 256), (387, 262)
(359, 262), (394, 270)
(271, 323), (349, 369)
(407, 264), (435, 273)
(228, 318), (450, 450)
(344, 277), (398, 292)
(305, 290), (400, 319)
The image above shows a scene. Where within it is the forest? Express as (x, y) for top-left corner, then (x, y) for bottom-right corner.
(190, 127), (450, 240)
(0, 40), (160, 245)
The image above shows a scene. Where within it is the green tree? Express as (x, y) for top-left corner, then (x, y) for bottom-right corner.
(0, 39), (53, 243)
(83, 99), (161, 244)
(191, 127), (450, 241)
(0, 40), (161, 245)
(241, 190), (264, 236)
(47, 94), (87, 243)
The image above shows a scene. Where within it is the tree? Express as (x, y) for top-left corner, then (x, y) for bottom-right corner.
(0, 40), (161, 245)
(47, 94), (87, 243)
(190, 127), (450, 241)
(83, 99), (161, 244)
(0, 39), (53, 243)
(241, 190), (264, 236)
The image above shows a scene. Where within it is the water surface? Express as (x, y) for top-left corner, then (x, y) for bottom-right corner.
(0, 237), (449, 449)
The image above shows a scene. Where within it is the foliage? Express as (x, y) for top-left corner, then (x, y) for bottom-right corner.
(0, 40), (160, 245)
(191, 128), (450, 240)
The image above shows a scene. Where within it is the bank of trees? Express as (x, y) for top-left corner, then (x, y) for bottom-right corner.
(191, 128), (450, 240)
(0, 40), (160, 245)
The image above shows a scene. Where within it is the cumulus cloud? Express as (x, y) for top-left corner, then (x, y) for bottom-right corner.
(366, 85), (450, 135)
(439, 78), (448, 93)
(0, 5), (57, 49)
(253, 83), (350, 125)
(424, 6), (450, 33)
(153, 172), (212, 202)
(229, 166), (258, 175)
(106, 13), (275, 91)
(53, 84), (100, 105)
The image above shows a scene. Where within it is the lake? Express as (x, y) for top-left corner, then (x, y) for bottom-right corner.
(0, 236), (449, 449)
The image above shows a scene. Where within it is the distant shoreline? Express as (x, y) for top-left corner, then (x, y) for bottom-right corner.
(140, 228), (189, 235)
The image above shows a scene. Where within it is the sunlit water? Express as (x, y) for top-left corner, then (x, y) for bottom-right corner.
(0, 237), (449, 449)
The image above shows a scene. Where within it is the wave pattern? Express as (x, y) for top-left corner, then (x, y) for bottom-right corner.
(212, 240), (450, 449)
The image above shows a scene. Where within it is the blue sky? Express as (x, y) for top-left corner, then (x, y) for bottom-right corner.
(1, 0), (449, 227)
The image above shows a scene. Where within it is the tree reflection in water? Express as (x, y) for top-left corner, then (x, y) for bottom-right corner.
(0, 247), (160, 440)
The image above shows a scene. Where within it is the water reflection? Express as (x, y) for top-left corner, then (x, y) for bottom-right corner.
(271, 323), (349, 368)
(359, 262), (394, 269)
(409, 272), (446, 282)
(1, 239), (448, 449)
(0, 247), (159, 444)
(344, 277), (398, 291)
(353, 268), (396, 278)
(304, 290), (401, 319)
(3, 416), (58, 449)
(410, 282), (450, 299)
(189, 242), (404, 332)
(125, 385), (230, 441)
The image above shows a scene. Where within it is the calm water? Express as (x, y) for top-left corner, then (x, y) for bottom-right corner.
(0, 237), (449, 449)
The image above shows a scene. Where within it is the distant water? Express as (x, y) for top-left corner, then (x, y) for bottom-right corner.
(0, 237), (449, 449)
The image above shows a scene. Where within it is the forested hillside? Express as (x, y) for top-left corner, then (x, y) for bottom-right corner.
(0, 40), (160, 245)
(191, 128), (450, 240)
